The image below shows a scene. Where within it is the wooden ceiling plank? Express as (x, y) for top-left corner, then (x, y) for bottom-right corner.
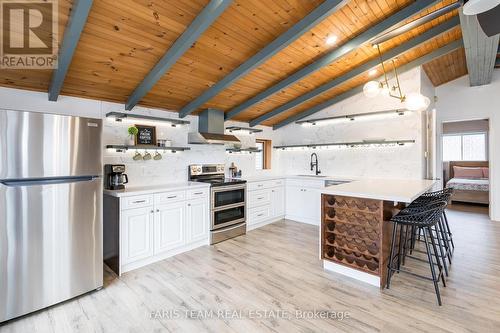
(177, 0), (348, 118)
(273, 38), (464, 129)
(250, 16), (459, 126)
(224, 0), (440, 121)
(48, 0), (94, 101)
(125, 0), (232, 110)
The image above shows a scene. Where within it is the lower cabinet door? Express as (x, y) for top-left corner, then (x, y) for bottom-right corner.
(154, 201), (186, 254)
(187, 198), (209, 243)
(121, 207), (154, 264)
(271, 186), (285, 217)
(285, 186), (304, 218)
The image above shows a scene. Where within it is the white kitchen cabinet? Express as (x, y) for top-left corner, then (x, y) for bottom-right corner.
(285, 186), (304, 219)
(247, 179), (285, 230)
(187, 198), (209, 243)
(154, 201), (186, 254)
(285, 183), (321, 225)
(271, 186), (285, 217)
(121, 207), (154, 264)
(104, 186), (210, 275)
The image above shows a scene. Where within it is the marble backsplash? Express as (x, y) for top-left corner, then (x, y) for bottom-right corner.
(102, 104), (278, 186)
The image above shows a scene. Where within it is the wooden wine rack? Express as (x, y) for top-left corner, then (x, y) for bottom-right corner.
(322, 194), (396, 288)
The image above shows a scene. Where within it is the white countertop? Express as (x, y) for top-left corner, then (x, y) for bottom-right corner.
(104, 182), (210, 198)
(321, 179), (436, 203)
(233, 174), (355, 182)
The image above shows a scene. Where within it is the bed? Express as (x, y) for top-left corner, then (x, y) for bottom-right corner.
(445, 161), (489, 205)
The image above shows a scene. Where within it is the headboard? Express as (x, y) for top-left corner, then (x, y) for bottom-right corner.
(447, 161), (489, 182)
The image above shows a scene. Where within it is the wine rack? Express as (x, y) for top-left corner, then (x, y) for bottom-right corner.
(322, 194), (394, 282)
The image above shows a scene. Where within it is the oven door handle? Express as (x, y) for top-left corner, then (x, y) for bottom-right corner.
(212, 202), (245, 212)
(211, 184), (246, 193)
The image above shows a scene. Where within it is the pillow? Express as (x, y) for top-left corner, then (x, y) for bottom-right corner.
(482, 167), (489, 179)
(453, 166), (484, 179)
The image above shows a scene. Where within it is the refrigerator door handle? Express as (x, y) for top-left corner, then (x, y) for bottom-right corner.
(0, 176), (100, 187)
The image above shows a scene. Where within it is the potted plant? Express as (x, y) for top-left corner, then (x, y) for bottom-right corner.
(127, 126), (138, 146)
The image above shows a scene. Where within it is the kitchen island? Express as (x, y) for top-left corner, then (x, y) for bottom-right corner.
(320, 179), (435, 287)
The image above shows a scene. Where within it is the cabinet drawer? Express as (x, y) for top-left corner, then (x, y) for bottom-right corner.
(248, 205), (271, 225)
(187, 188), (209, 200)
(248, 181), (268, 191)
(286, 178), (324, 188)
(154, 190), (186, 205)
(121, 195), (154, 210)
(248, 179), (285, 191)
(248, 189), (271, 208)
(271, 179), (284, 187)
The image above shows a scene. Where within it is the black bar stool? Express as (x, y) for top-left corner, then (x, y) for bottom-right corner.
(411, 188), (455, 253)
(386, 201), (448, 306)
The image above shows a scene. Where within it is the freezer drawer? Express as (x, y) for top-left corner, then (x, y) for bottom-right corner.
(0, 177), (103, 322)
(0, 110), (102, 179)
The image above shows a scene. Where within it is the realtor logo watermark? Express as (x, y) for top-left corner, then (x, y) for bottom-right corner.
(0, 0), (58, 69)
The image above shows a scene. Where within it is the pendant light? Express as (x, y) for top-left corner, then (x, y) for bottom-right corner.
(463, 0), (500, 15)
(404, 92), (431, 111)
(362, 44), (431, 111)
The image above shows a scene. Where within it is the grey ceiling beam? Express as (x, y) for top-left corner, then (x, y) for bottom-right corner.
(459, 8), (500, 86)
(273, 39), (464, 130)
(48, 0), (94, 101)
(225, 0), (440, 120)
(250, 16), (459, 127)
(125, 0), (233, 111)
(177, 0), (348, 118)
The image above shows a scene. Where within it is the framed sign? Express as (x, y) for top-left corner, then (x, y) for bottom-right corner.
(135, 124), (156, 145)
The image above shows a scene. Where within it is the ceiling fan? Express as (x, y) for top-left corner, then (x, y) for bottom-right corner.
(463, 0), (500, 37)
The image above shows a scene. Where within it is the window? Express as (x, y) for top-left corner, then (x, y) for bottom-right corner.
(255, 139), (271, 170)
(443, 133), (487, 161)
(255, 141), (264, 170)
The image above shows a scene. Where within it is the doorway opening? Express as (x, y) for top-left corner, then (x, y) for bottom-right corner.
(441, 119), (490, 213)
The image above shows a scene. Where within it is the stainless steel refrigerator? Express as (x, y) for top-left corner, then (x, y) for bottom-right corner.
(0, 110), (103, 322)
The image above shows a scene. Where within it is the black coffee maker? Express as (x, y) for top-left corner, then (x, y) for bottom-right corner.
(104, 164), (129, 190)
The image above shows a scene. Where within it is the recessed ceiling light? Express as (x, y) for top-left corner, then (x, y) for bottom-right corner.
(369, 69), (378, 76)
(326, 35), (338, 45)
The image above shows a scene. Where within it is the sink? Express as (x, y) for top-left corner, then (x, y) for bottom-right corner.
(296, 174), (327, 178)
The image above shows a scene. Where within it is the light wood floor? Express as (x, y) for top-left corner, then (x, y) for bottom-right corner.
(1, 205), (499, 333)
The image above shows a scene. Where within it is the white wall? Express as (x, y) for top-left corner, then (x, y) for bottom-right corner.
(435, 71), (500, 221)
(0, 66), (432, 187)
(420, 67), (437, 179)
(273, 67), (427, 179)
(0, 87), (278, 186)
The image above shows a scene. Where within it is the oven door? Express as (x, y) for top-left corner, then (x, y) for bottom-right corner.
(211, 185), (246, 209)
(211, 204), (246, 230)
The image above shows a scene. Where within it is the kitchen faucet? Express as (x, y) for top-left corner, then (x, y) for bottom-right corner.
(310, 153), (321, 176)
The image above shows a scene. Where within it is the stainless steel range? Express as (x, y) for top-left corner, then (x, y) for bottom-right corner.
(189, 164), (246, 244)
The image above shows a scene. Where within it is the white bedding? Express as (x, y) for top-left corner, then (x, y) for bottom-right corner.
(446, 178), (489, 192)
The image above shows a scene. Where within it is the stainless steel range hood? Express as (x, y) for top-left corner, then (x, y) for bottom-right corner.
(188, 109), (240, 145)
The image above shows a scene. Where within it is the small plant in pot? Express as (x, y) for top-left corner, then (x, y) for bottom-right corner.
(127, 126), (138, 146)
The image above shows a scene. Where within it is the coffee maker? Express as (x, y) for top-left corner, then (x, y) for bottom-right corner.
(104, 164), (129, 190)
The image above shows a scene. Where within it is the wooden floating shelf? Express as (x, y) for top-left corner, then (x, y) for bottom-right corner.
(106, 145), (191, 152)
(225, 126), (263, 134)
(274, 139), (415, 150)
(295, 109), (408, 126)
(105, 112), (190, 126)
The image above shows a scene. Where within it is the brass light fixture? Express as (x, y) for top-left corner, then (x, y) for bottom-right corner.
(363, 44), (430, 111)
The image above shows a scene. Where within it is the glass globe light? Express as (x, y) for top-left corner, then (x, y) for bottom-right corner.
(363, 81), (381, 98)
(404, 92), (431, 111)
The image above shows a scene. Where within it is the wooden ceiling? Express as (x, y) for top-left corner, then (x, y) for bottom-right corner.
(0, 0), (469, 127)
(422, 47), (467, 86)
